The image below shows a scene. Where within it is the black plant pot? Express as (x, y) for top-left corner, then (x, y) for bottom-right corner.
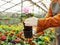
(23, 26), (32, 38)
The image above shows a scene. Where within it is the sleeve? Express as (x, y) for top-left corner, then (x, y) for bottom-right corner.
(37, 13), (60, 33)
(45, 0), (57, 18)
(36, 0), (57, 34)
(36, 5), (53, 34)
(45, 5), (53, 18)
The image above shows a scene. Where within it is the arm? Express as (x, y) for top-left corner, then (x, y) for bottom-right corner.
(36, 5), (53, 34)
(44, 0), (57, 18)
(36, 1), (56, 34)
(37, 13), (60, 33)
(45, 5), (53, 18)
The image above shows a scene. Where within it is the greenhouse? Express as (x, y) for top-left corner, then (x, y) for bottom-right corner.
(0, 0), (59, 45)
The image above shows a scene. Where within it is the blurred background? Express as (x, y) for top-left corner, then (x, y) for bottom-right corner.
(0, 0), (51, 24)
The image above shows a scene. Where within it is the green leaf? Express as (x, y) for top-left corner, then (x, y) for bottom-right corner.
(16, 43), (21, 45)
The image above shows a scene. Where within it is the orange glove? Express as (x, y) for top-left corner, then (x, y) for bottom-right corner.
(36, 0), (60, 34)
(36, 13), (60, 33)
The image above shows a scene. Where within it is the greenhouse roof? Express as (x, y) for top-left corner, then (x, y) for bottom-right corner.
(0, 0), (51, 13)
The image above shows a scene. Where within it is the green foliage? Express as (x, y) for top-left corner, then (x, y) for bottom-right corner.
(21, 13), (27, 17)
(21, 13), (34, 18)
(34, 15), (43, 18)
(32, 28), (55, 45)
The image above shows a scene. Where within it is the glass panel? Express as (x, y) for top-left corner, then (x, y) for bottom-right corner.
(0, 0), (51, 13)
(11, 0), (21, 4)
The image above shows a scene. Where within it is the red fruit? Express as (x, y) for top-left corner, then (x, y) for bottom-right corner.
(1, 35), (6, 40)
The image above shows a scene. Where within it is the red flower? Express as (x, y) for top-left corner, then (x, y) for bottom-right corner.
(1, 35), (6, 40)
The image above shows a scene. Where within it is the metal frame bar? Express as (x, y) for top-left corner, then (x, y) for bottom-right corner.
(0, 0), (48, 13)
(0, 0), (14, 7)
(2, 0), (25, 12)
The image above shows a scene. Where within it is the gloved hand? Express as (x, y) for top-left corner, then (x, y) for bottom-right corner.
(24, 17), (38, 26)
(24, 17), (44, 36)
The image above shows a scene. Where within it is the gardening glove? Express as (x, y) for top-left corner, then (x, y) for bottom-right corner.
(24, 17), (38, 26)
(24, 17), (44, 35)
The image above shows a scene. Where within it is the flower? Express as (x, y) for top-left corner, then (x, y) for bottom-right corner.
(23, 7), (29, 14)
(1, 35), (6, 40)
(50, 30), (54, 32)
(43, 36), (50, 42)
